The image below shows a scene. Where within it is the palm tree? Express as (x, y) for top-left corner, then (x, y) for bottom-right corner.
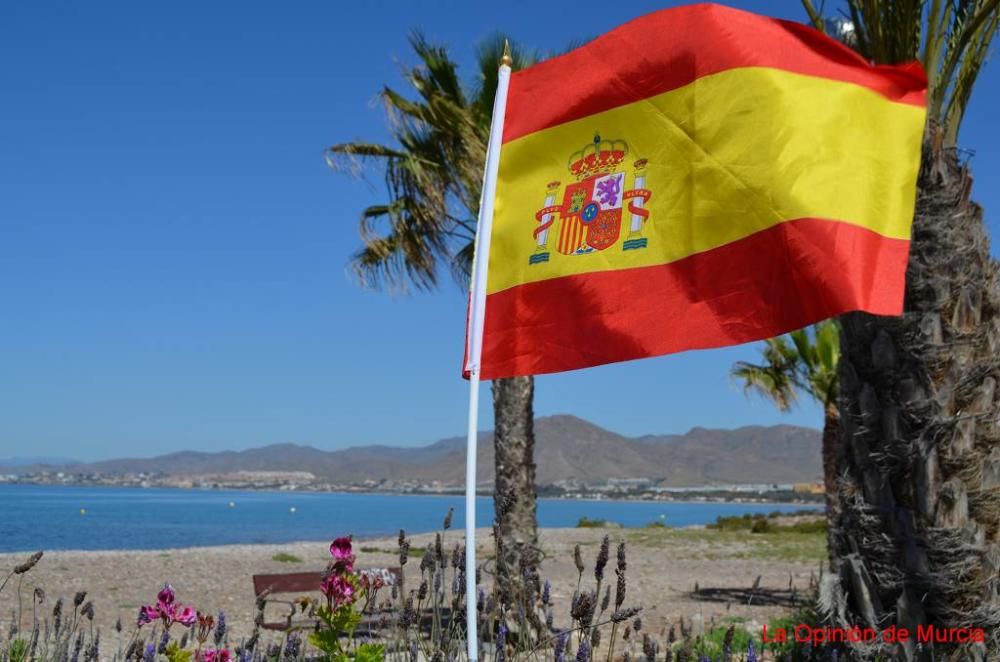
(732, 321), (841, 550)
(801, 1), (1000, 656)
(325, 33), (542, 592)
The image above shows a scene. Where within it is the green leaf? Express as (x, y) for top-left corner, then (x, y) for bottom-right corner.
(165, 642), (194, 662)
(320, 605), (362, 634)
(309, 629), (343, 657)
(7, 638), (29, 662)
(354, 643), (386, 662)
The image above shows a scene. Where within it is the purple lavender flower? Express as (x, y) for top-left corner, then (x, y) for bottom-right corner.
(616, 569), (627, 609)
(143, 643), (156, 662)
(84, 632), (100, 662)
(595, 536), (610, 582)
(576, 639), (591, 662)
(497, 624), (508, 662)
(747, 639), (758, 662)
(70, 632), (83, 662)
(554, 631), (569, 662)
(214, 610), (227, 646)
(158, 630), (170, 654)
(542, 580), (551, 606)
(282, 633), (301, 660)
(722, 624), (734, 662)
(642, 634), (657, 662)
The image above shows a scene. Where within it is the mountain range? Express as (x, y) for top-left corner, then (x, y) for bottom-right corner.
(1, 415), (822, 487)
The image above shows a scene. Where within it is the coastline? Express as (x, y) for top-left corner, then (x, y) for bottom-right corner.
(0, 479), (823, 506)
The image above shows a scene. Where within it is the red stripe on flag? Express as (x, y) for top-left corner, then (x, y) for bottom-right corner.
(503, 3), (927, 144)
(478, 218), (909, 380)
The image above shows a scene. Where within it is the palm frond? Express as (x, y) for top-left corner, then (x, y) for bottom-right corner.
(473, 34), (542, 124)
(324, 141), (413, 179)
(327, 32), (537, 292)
(809, 320), (841, 407)
(731, 360), (799, 412)
(406, 30), (467, 109)
(732, 320), (840, 413)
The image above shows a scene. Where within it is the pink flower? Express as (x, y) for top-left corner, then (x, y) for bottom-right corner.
(320, 573), (356, 609)
(174, 605), (197, 626)
(137, 584), (198, 629)
(137, 605), (159, 626)
(158, 584), (176, 606)
(202, 649), (231, 662)
(329, 536), (354, 569)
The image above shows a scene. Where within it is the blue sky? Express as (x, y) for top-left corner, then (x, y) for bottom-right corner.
(1, 1), (997, 462)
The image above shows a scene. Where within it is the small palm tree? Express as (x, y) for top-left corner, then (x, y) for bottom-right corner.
(326, 33), (543, 592)
(802, 0), (1000, 654)
(732, 320), (840, 552)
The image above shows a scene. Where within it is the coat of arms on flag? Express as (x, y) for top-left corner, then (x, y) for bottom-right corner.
(529, 134), (652, 264)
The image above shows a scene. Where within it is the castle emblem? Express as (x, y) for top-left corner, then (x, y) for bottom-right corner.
(530, 134), (652, 265)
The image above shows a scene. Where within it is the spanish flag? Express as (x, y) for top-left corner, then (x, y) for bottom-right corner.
(471, 3), (926, 380)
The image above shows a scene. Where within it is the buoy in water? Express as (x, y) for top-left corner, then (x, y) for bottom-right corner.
(80, 508), (87, 516)
(228, 501), (236, 508)
(289, 507), (296, 514)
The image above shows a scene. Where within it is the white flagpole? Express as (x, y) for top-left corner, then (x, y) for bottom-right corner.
(464, 41), (512, 662)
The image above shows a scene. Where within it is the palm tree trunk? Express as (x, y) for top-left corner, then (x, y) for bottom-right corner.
(491, 375), (539, 603)
(830, 136), (1000, 659)
(821, 403), (841, 566)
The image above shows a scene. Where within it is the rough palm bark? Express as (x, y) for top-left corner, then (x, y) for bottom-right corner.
(491, 375), (540, 598)
(821, 404), (842, 561)
(828, 137), (1000, 660)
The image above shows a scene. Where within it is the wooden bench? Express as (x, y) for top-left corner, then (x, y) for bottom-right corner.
(252, 568), (400, 631)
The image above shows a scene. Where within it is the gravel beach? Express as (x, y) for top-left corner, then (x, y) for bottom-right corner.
(0, 523), (824, 649)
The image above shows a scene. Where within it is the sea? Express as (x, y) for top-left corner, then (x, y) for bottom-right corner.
(0, 484), (821, 553)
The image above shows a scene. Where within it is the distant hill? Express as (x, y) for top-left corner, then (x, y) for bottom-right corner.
(2, 415), (821, 487)
(0, 456), (78, 467)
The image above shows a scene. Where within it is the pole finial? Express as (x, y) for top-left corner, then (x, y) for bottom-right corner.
(500, 39), (513, 68)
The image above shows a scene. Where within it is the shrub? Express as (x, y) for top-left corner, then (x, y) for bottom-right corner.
(707, 513), (761, 531)
(708, 513), (827, 535)
(777, 519), (828, 535)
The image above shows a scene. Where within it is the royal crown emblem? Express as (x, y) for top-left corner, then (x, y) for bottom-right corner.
(530, 133), (652, 264)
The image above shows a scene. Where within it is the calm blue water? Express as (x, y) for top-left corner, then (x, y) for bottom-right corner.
(0, 485), (820, 552)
